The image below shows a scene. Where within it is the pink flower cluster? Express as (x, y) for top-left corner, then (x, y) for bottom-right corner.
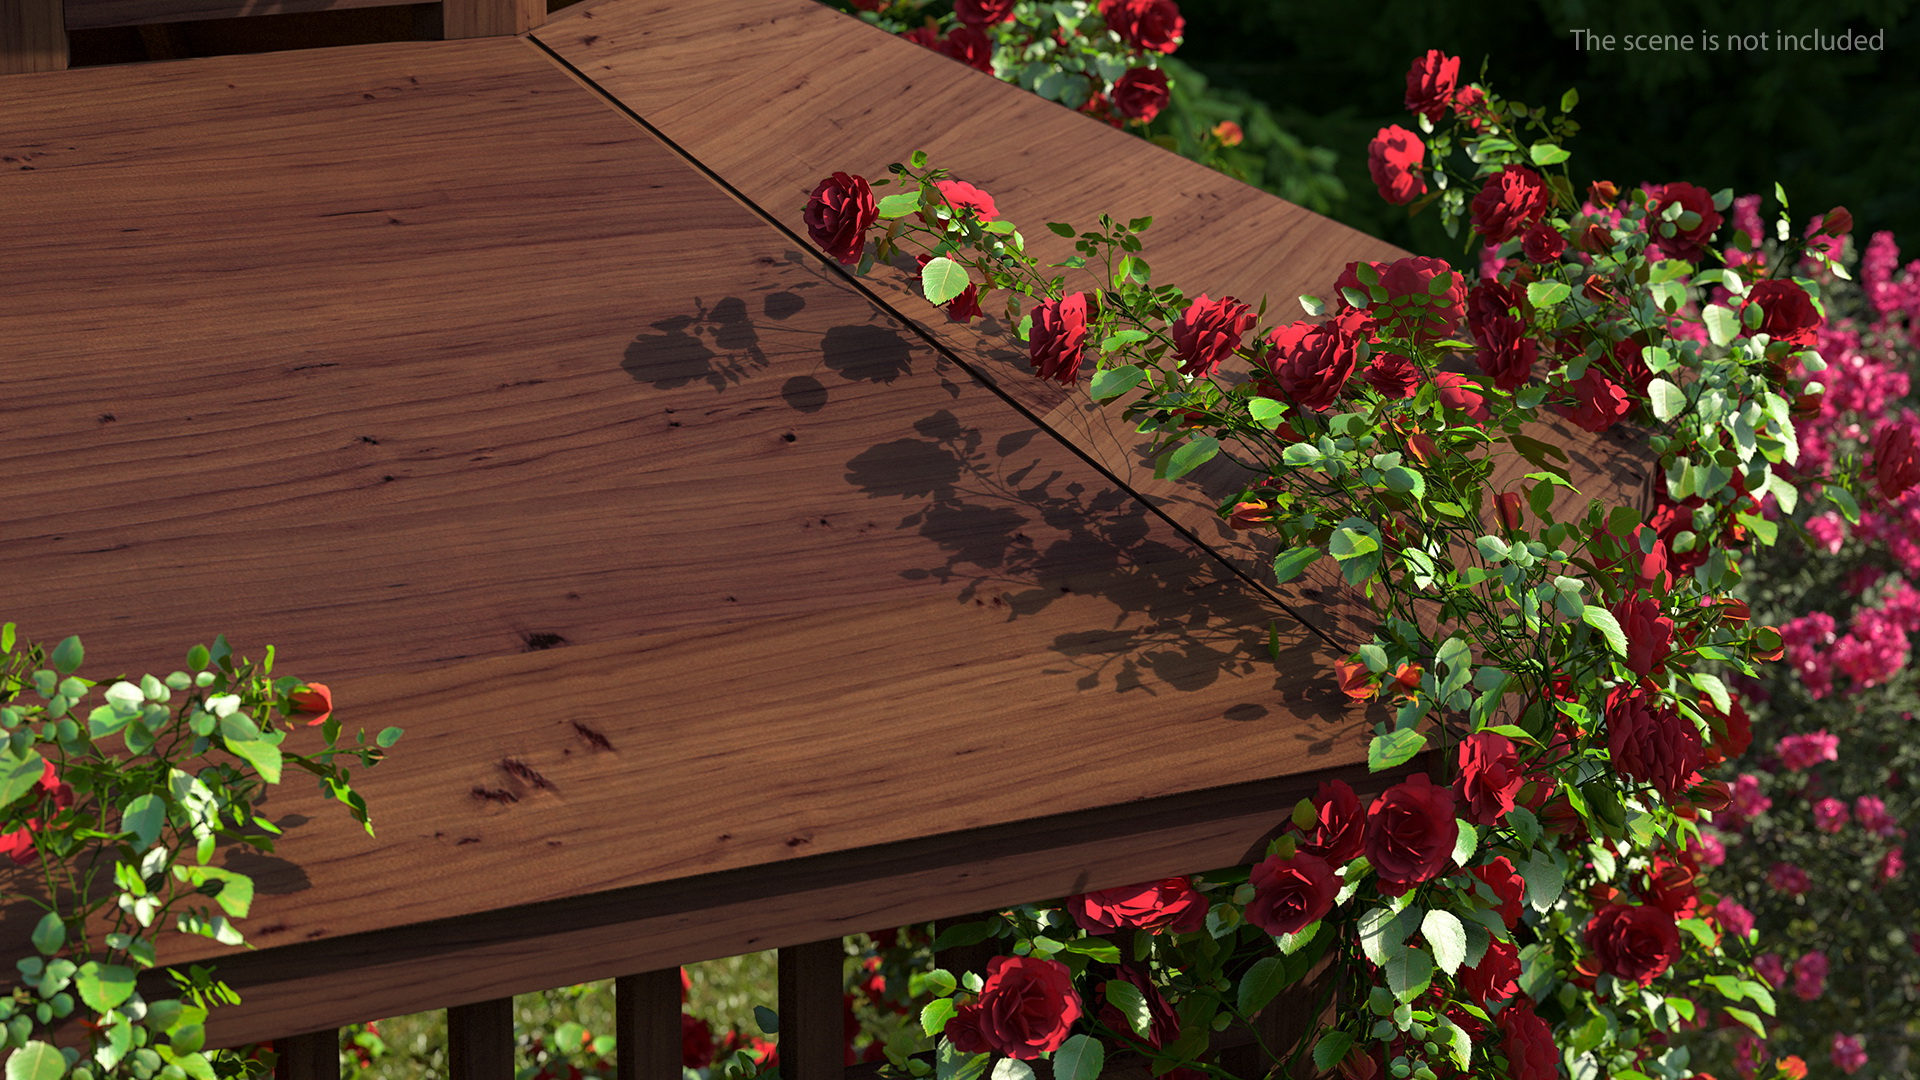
(1776, 730), (1840, 771)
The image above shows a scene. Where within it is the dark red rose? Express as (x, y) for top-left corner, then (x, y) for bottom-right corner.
(1451, 84), (1486, 130)
(1378, 256), (1465, 341)
(1643, 181), (1723, 262)
(1498, 999), (1559, 1080)
(956, 956), (1083, 1059)
(1465, 280), (1522, 339)
(1473, 855), (1526, 927)
(1470, 165), (1549, 243)
(1029, 293), (1091, 385)
(944, 1007), (991, 1054)
(1701, 694), (1752, 764)
(1367, 125), (1427, 206)
(1098, 0), (1184, 52)
(934, 179), (999, 222)
(1558, 369), (1631, 433)
(1112, 67), (1170, 123)
(1361, 352), (1420, 398)
(1874, 416), (1920, 501)
(1598, 523), (1672, 594)
(803, 172), (878, 265)
(1332, 260), (1387, 310)
(1742, 279), (1823, 349)
(1246, 851), (1339, 935)
(1364, 773), (1459, 892)
(1433, 372), (1491, 424)
(1172, 293), (1255, 377)
(1612, 593), (1675, 677)
(1403, 49), (1460, 123)
(915, 254), (982, 323)
(1261, 308), (1370, 410)
(1585, 904), (1681, 985)
(1472, 314), (1538, 390)
(1066, 877), (1208, 935)
(1455, 937), (1520, 1002)
(1604, 337), (1656, 397)
(1521, 221), (1566, 262)
(1454, 731), (1524, 825)
(954, 0), (1016, 25)
(1296, 779), (1366, 863)
(1816, 206), (1853, 236)
(1643, 857), (1698, 917)
(1578, 221), (1615, 254)
(1605, 685), (1706, 801)
(1648, 493), (1710, 574)
(682, 1013), (715, 1069)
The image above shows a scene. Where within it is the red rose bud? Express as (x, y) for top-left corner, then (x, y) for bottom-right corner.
(1582, 274), (1616, 305)
(1028, 293), (1091, 385)
(1403, 49), (1461, 123)
(1367, 125), (1427, 206)
(291, 682), (334, 726)
(1469, 164), (1549, 243)
(1433, 372), (1491, 424)
(1751, 625), (1784, 662)
(1588, 180), (1620, 207)
(1228, 501), (1269, 530)
(932, 178), (999, 223)
(1112, 67), (1170, 123)
(1335, 656), (1376, 702)
(1473, 314), (1538, 390)
(1873, 415), (1920, 501)
(1521, 221), (1567, 262)
(1211, 120), (1244, 146)
(1495, 491), (1524, 532)
(1387, 662), (1423, 701)
(1577, 222), (1615, 254)
(1456, 937), (1521, 1002)
(802, 172), (878, 265)
(1067, 877), (1209, 935)
(1473, 855), (1526, 927)
(1539, 794), (1588, 841)
(1817, 206), (1853, 237)
(1296, 779), (1366, 863)
(1612, 593), (1676, 677)
(1691, 779), (1732, 814)
(1171, 293), (1256, 377)
(1558, 369), (1632, 433)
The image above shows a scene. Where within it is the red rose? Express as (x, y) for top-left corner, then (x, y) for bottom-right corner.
(954, 0), (1016, 25)
(1701, 694), (1752, 764)
(1096, 964), (1180, 1050)
(1364, 773), (1459, 892)
(915, 254), (982, 323)
(933, 179), (999, 223)
(1472, 856), (1525, 927)
(1228, 501), (1269, 530)
(1378, 256), (1465, 341)
(1498, 999), (1560, 1080)
(290, 681), (334, 726)
(1451, 84), (1486, 129)
(944, 1007), (990, 1054)
(1648, 494), (1710, 574)
(1599, 523), (1672, 594)
(1029, 293), (1091, 385)
(1332, 260), (1387, 310)
(1098, 0), (1183, 53)
(955, 956), (1084, 1059)
(1367, 125), (1427, 206)
(1212, 120), (1243, 146)
(1455, 937), (1520, 1002)
(1171, 293), (1255, 377)
(1261, 309), (1369, 410)
(1612, 593), (1675, 677)
(682, 1014), (715, 1070)
(1361, 352), (1420, 398)
(1521, 221), (1566, 262)
(1246, 851), (1339, 935)
(1585, 903), (1681, 985)
(1472, 314), (1538, 390)
(943, 24), (994, 71)
(1469, 165), (1549, 243)
(1873, 415), (1920, 501)
(1742, 279), (1822, 349)
(1643, 181), (1723, 262)
(1112, 67), (1170, 123)
(1643, 857), (1698, 917)
(1403, 49), (1460, 123)
(803, 172), (878, 265)
(1465, 280), (1521, 338)
(1454, 731), (1524, 825)
(1067, 877), (1208, 935)
(1558, 369), (1631, 433)
(1604, 337), (1656, 397)
(1433, 372), (1491, 424)
(1604, 685), (1706, 801)
(1296, 779), (1366, 863)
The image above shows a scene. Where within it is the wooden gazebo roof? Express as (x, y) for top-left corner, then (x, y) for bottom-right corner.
(0, 0), (1650, 1047)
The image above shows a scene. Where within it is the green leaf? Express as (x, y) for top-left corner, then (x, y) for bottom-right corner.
(1581, 606), (1627, 657)
(1236, 957), (1286, 1017)
(376, 727), (404, 749)
(1526, 281), (1571, 308)
(921, 257), (971, 307)
(1702, 304), (1739, 347)
(186, 643), (210, 670)
(1561, 87), (1579, 112)
(0, 751), (47, 810)
(1283, 442), (1322, 466)
(1368, 730), (1427, 772)
(1507, 806), (1542, 848)
(49, 637), (82, 676)
(931, 921), (995, 953)
(1437, 1016), (1471, 1070)
(1648, 378), (1687, 421)
(74, 962), (137, 1012)
(1100, 330), (1149, 352)
(920, 997), (956, 1037)
(1422, 909), (1467, 976)
(29, 913), (62, 957)
(1298, 294), (1325, 317)
(1676, 917), (1716, 948)
(937, 1040), (989, 1080)
(754, 1005), (780, 1035)
(991, 1060), (1036, 1080)
(1689, 672), (1731, 716)
(1052, 1034), (1103, 1080)
(1088, 365), (1146, 403)
(1312, 1032), (1354, 1074)
(1449, 822), (1478, 870)
(1059, 938), (1120, 963)
(1160, 437), (1220, 480)
(1046, 222), (1076, 238)
(225, 737), (282, 785)
(1522, 850), (1564, 910)
(1385, 946), (1433, 1001)
(1529, 143), (1570, 166)
(1103, 979), (1151, 1037)
(877, 191), (922, 219)
(1829, 485), (1861, 524)
(0, 624), (11, 654)
(1247, 397), (1285, 429)
(1273, 547), (1320, 584)
(6, 1042), (65, 1080)
(1382, 466), (1425, 499)
(1723, 1006), (1767, 1038)
(122, 794), (164, 853)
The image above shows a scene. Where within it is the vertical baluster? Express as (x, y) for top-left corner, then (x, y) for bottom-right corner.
(777, 939), (845, 1080)
(933, 913), (1003, 986)
(0, 0), (67, 74)
(441, 0), (544, 38)
(273, 1030), (341, 1080)
(448, 997), (516, 1080)
(616, 968), (684, 1080)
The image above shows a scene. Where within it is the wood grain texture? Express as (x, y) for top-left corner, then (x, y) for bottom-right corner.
(615, 970), (683, 1080)
(443, 0), (539, 38)
(779, 940), (845, 1080)
(0, 33), (1408, 1044)
(0, 0), (66, 72)
(273, 1031), (342, 1080)
(63, 0), (415, 30)
(449, 997), (516, 1080)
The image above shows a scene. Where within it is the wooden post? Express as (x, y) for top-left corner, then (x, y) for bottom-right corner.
(273, 1031), (341, 1080)
(448, 997), (516, 1080)
(615, 969), (684, 1080)
(777, 939), (844, 1080)
(0, 0), (67, 74)
(441, 0), (543, 39)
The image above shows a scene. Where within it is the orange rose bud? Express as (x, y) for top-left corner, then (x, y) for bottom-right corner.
(1582, 273), (1616, 305)
(1388, 663), (1423, 700)
(1334, 657), (1377, 702)
(1228, 501), (1269, 530)
(1751, 625), (1785, 662)
(290, 682), (333, 726)
(1779, 1055), (1809, 1080)
(1496, 491), (1524, 531)
(1211, 120), (1245, 147)
(1577, 222), (1615, 254)
(1588, 180), (1620, 207)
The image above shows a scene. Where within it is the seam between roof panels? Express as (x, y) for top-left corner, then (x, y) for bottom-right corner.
(519, 33), (1344, 655)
